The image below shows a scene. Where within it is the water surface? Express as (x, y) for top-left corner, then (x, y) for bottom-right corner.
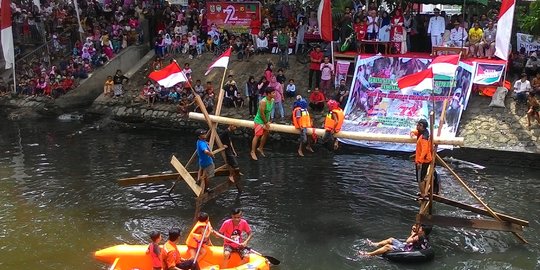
(0, 119), (538, 270)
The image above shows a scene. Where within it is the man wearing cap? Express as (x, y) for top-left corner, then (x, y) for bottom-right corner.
(410, 119), (433, 200)
(196, 129), (215, 193)
(448, 21), (468, 48)
(427, 8), (446, 52)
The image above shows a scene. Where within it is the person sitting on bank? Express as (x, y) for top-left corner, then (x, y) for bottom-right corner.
(527, 92), (540, 128)
(292, 96), (314, 156)
(164, 228), (200, 270)
(513, 73), (532, 105)
(322, 99), (345, 150)
(308, 87), (326, 112)
(186, 212), (215, 264)
(358, 224), (431, 256)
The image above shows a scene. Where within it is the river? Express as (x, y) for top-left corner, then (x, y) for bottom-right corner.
(0, 118), (538, 270)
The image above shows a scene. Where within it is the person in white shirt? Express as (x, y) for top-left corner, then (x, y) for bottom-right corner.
(427, 8), (446, 51)
(448, 21), (468, 48)
(513, 73), (532, 104)
(480, 21), (497, 59)
(366, 9), (379, 40)
(256, 33), (269, 54)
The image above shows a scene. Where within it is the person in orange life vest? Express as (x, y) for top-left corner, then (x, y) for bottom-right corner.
(186, 212), (216, 263)
(216, 208), (253, 268)
(292, 96), (314, 156)
(163, 228), (200, 270)
(409, 119), (439, 200)
(322, 99), (345, 150)
(146, 231), (163, 270)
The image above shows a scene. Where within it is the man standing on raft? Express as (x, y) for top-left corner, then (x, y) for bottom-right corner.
(410, 119), (433, 200)
(251, 88), (276, 160)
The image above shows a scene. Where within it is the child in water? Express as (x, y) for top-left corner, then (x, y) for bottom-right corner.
(146, 231), (162, 270)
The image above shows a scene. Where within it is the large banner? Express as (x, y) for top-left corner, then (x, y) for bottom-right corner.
(473, 63), (505, 85)
(341, 55), (474, 151)
(517, 33), (540, 54)
(206, 2), (261, 34)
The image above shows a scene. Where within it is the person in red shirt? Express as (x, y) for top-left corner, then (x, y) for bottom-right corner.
(354, 17), (367, 53)
(249, 15), (261, 46)
(309, 87), (326, 112)
(309, 46), (324, 89)
(216, 208), (253, 268)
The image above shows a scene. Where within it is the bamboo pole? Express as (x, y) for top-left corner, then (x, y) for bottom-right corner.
(208, 68), (229, 149)
(189, 112), (465, 146)
(436, 154), (528, 243)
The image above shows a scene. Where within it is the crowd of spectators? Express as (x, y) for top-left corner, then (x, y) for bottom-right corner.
(9, 0), (144, 98)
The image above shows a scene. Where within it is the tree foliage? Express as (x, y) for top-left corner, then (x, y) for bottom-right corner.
(518, 1), (540, 36)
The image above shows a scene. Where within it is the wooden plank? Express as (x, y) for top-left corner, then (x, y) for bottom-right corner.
(117, 173), (180, 186)
(189, 112), (464, 146)
(117, 170), (231, 186)
(433, 195), (529, 227)
(416, 214), (524, 233)
(170, 155), (202, 196)
(198, 180), (237, 204)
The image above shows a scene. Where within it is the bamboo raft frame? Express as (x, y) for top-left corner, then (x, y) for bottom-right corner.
(117, 60), (528, 243)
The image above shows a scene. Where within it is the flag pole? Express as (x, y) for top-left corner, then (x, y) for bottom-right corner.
(436, 51), (462, 136)
(208, 66), (228, 148)
(11, 58), (16, 94)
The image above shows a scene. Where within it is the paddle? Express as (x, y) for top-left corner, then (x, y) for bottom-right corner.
(214, 232), (280, 265)
(192, 223), (209, 267)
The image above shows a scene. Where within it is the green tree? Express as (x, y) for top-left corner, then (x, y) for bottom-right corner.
(518, 1), (540, 35)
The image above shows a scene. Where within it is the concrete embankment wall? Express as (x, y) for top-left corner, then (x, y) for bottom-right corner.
(52, 45), (150, 112)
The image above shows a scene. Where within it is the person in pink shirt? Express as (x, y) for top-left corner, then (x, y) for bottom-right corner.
(319, 56), (334, 94)
(217, 208), (253, 268)
(269, 75), (284, 121)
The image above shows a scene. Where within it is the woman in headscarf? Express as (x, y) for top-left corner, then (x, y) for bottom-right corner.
(390, 8), (406, 54)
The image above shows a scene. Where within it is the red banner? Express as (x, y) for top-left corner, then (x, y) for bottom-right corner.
(206, 2), (261, 34)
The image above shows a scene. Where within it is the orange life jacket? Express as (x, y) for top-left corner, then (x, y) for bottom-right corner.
(412, 129), (433, 164)
(185, 221), (211, 249)
(292, 107), (312, 128)
(323, 108), (345, 132)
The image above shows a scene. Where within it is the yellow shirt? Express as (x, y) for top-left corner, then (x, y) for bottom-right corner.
(468, 28), (483, 44)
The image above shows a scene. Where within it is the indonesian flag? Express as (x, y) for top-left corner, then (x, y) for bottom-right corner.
(429, 55), (460, 77)
(397, 68), (434, 95)
(495, 0), (515, 61)
(1, 0), (14, 69)
(205, 47), (232, 75)
(148, 62), (188, 88)
(317, 0), (333, 42)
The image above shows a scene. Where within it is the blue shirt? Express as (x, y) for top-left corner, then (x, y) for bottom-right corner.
(197, 139), (213, 168)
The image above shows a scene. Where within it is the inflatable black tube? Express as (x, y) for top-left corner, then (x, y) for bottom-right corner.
(382, 247), (435, 263)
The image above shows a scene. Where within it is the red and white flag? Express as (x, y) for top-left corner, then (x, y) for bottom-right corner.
(148, 62), (188, 88)
(317, 0), (333, 42)
(397, 68), (434, 95)
(1, 0), (14, 69)
(205, 47), (232, 75)
(429, 54), (460, 77)
(495, 0), (515, 61)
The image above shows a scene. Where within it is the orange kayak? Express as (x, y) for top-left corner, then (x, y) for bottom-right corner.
(94, 244), (270, 270)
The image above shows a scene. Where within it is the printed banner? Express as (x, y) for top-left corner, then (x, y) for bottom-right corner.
(341, 55), (474, 152)
(206, 2), (261, 34)
(516, 33), (540, 54)
(473, 63), (505, 85)
(335, 60), (351, 87)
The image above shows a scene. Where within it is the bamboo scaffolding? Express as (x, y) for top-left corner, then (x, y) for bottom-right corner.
(188, 112), (464, 146)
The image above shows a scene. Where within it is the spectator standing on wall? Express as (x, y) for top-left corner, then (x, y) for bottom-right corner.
(113, 69), (129, 97)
